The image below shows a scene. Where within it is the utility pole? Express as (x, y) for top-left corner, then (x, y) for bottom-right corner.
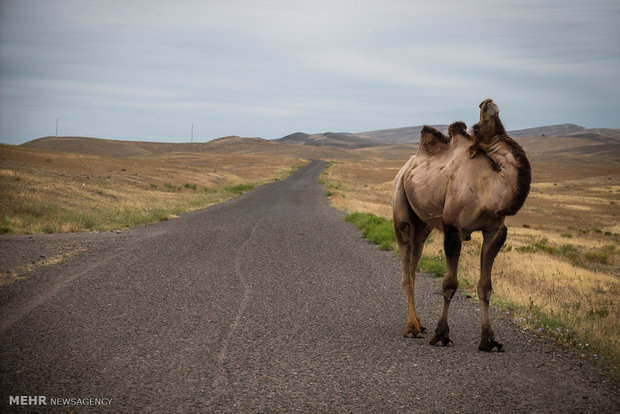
(191, 124), (194, 143)
(56, 118), (59, 137)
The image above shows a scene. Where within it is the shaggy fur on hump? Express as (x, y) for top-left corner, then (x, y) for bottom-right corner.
(419, 125), (450, 156)
(448, 121), (469, 139)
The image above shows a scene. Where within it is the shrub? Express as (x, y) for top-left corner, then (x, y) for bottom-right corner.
(585, 249), (610, 265)
(559, 244), (580, 264)
(516, 237), (556, 254)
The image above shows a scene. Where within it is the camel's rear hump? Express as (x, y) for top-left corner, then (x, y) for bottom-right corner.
(418, 122), (471, 157)
(418, 126), (449, 156)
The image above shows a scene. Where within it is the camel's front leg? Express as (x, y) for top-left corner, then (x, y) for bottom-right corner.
(430, 224), (461, 347)
(478, 225), (507, 352)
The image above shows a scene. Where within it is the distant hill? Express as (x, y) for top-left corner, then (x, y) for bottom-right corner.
(275, 132), (383, 149)
(276, 123), (620, 151)
(22, 136), (171, 157)
(355, 125), (450, 144)
(274, 125), (450, 148)
(508, 124), (586, 137)
(20, 124), (620, 158)
(21, 136), (272, 158)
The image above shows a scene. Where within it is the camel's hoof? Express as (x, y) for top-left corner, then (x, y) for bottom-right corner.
(478, 338), (504, 352)
(403, 323), (427, 338)
(403, 329), (421, 338)
(403, 328), (421, 338)
(429, 335), (453, 347)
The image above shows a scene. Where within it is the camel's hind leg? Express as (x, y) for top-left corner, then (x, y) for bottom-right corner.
(429, 224), (462, 347)
(478, 225), (507, 352)
(393, 200), (431, 338)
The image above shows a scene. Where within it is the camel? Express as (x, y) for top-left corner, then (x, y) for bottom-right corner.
(392, 99), (531, 351)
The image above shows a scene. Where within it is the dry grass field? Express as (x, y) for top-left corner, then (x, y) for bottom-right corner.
(0, 141), (305, 234)
(320, 141), (619, 369)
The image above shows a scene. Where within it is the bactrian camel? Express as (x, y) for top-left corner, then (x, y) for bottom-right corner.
(392, 99), (531, 351)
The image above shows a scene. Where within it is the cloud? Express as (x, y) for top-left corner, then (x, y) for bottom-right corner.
(1, 0), (619, 143)
(295, 48), (468, 91)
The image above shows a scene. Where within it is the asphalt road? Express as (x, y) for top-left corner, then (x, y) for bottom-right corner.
(1, 160), (617, 413)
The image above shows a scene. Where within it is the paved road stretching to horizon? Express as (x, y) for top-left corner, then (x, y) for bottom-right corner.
(1, 160), (617, 412)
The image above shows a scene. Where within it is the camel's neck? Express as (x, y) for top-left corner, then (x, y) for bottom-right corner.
(482, 135), (531, 216)
(478, 117), (506, 142)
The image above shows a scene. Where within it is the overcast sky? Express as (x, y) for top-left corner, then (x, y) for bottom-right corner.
(1, 0), (618, 144)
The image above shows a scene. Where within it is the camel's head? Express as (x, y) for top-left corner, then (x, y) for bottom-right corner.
(479, 98), (499, 122)
(474, 98), (506, 143)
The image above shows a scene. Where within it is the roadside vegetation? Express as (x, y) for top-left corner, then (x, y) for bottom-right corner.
(321, 154), (619, 371)
(0, 144), (305, 234)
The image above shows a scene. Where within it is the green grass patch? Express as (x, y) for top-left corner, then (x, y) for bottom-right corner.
(345, 212), (396, 252)
(226, 183), (255, 195)
(418, 254), (446, 277)
(516, 237), (558, 255)
(164, 183), (182, 192)
(516, 237), (617, 269)
(344, 211), (447, 277)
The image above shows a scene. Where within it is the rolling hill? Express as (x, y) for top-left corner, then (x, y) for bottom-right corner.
(273, 124), (620, 156)
(19, 124), (620, 158)
(274, 125), (450, 147)
(508, 124), (586, 137)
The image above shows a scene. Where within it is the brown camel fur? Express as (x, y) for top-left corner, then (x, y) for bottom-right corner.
(392, 99), (531, 351)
